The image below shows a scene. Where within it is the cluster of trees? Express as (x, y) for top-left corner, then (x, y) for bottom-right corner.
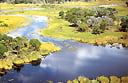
(59, 7), (127, 34)
(0, 34), (41, 58)
(0, 0), (43, 4)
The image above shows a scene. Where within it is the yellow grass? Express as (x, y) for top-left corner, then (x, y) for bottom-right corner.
(56, 0), (124, 7)
(40, 42), (61, 52)
(0, 15), (30, 34)
(0, 3), (41, 10)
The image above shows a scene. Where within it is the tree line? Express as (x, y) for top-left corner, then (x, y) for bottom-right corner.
(0, 0), (111, 4)
(59, 8), (128, 34)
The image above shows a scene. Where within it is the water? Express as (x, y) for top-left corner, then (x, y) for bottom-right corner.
(0, 8), (43, 12)
(0, 13), (128, 83)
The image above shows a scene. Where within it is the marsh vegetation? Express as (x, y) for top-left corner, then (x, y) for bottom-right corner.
(0, 0), (128, 83)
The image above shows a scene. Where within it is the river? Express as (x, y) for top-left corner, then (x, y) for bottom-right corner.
(0, 6), (128, 83)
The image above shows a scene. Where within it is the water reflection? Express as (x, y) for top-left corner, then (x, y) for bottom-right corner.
(14, 65), (24, 73)
(0, 14), (128, 83)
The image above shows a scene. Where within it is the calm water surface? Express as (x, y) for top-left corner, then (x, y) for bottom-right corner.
(0, 14), (128, 83)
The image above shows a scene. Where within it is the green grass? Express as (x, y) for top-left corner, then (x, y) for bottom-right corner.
(1, 3), (127, 46)
(1, 8), (61, 17)
(110, 5), (128, 16)
(41, 17), (128, 46)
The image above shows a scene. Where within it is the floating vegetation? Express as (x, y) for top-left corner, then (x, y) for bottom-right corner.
(46, 76), (128, 83)
(66, 76), (128, 83)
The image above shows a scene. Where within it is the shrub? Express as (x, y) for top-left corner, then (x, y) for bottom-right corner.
(97, 76), (109, 83)
(120, 18), (128, 32)
(110, 76), (120, 83)
(59, 11), (64, 19)
(92, 25), (103, 34)
(78, 22), (88, 32)
(99, 22), (107, 32)
(121, 76), (128, 83)
(29, 39), (41, 50)
(0, 44), (8, 58)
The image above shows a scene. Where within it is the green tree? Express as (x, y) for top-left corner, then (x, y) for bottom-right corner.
(99, 22), (107, 32)
(0, 44), (8, 58)
(120, 18), (128, 32)
(78, 22), (88, 32)
(92, 26), (101, 34)
(29, 39), (41, 50)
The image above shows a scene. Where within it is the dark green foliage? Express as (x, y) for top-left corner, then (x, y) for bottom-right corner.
(92, 22), (107, 34)
(126, 2), (128, 7)
(29, 39), (41, 50)
(59, 11), (64, 19)
(0, 44), (8, 58)
(120, 18), (128, 32)
(0, 23), (8, 27)
(99, 22), (107, 32)
(62, 7), (116, 34)
(65, 8), (82, 26)
(0, 34), (41, 56)
(0, 34), (13, 45)
(92, 25), (101, 34)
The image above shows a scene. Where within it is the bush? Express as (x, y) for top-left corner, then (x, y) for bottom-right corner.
(110, 76), (120, 83)
(121, 76), (128, 83)
(92, 26), (101, 34)
(78, 22), (88, 32)
(29, 39), (41, 50)
(97, 76), (109, 83)
(0, 44), (8, 58)
(99, 22), (107, 32)
(59, 11), (64, 19)
(120, 18), (128, 32)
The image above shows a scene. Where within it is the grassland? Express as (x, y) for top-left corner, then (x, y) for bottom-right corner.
(40, 17), (128, 47)
(0, 3), (41, 10)
(0, 15), (30, 34)
(1, 0), (127, 47)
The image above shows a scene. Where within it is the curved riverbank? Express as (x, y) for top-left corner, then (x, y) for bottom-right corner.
(0, 15), (61, 71)
(0, 6), (128, 82)
(40, 17), (128, 48)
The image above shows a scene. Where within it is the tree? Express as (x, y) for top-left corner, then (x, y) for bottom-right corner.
(29, 39), (41, 50)
(99, 22), (107, 32)
(92, 25), (101, 34)
(78, 22), (88, 32)
(120, 18), (128, 32)
(0, 44), (8, 58)
(126, 2), (128, 7)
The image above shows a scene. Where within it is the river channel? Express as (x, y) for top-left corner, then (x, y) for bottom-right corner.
(0, 6), (128, 83)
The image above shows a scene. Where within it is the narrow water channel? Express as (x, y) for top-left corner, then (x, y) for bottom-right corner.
(0, 6), (128, 82)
